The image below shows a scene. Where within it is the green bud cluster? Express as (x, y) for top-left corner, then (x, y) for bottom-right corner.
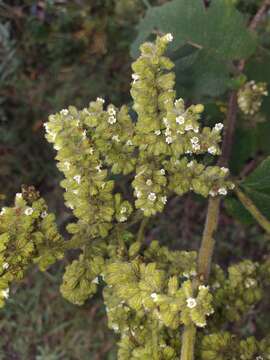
(237, 80), (268, 115)
(210, 260), (266, 324)
(201, 332), (270, 360)
(60, 253), (104, 305)
(0, 190), (64, 307)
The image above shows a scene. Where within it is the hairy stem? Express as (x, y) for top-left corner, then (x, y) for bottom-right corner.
(137, 217), (149, 242)
(197, 197), (220, 281)
(180, 324), (196, 360)
(236, 186), (270, 234)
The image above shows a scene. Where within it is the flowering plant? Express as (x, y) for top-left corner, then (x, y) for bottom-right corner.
(1, 1), (270, 359)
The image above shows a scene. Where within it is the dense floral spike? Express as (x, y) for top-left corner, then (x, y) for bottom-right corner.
(237, 80), (268, 115)
(129, 35), (233, 215)
(0, 191), (64, 307)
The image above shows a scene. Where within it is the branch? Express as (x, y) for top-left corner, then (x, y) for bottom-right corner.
(235, 186), (270, 234)
(249, 0), (270, 31)
(180, 324), (196, 360)
(137, 217), (149, 242)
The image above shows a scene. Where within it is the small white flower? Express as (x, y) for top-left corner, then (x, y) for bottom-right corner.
(73, 175), (81, 184)
(111, 323), (119, 332)
(108, 107), (116, 116)
(194, 127), (199, 133)
(214, 123), (224, 131)
(163, 117), (169, 126)
(16, 193), (22, 199)
(165, 33), (173, 42)
(146, 179), (153, 186)
(151, 292), (158, 301)
(41, 211), (48, 218)
(96, 97), (105, 103)
(154, 130), (161, 135)
(3, 262), (9, 270)
(119, 216), (127, 222)
(196, 322), (206, 328)
(187, 161), (194, 168)
(60, 109), (69, 116)
(126, 140), (133, 146)
(24, 207), (33, 216)
(2, 288), (9, 299)
(218, 187), (227, 196)
(92, 277), (99, 285)
(135, 190), (142, 198)
(95, 164), (102, 172)
(132, 73), (140, 82)
(208, 146), (217, 155)
(165, 128), (171, 136)
(245, 278), (257, 288)
(221, 167), (229, 173)
(166, 136), (173, 144)
(176, 116), (185, 125)
(209, 190), (217, 197)
(64, 161), (71, 170)
(161, 196), (167, 204)
(256, 357), (264, 360)
(186, 297), (197, 309)
(160, 169), (165, 175)
(112, 135), (120, 142)
(0, 208), (7, 215)
(185, 124), (193, 131)
(108, 116), (116, 124)
(120, 207), (127, 214)
(190, 137), (199, 145)
(148, 192), (157, 202)
(192, 144), (201, 151)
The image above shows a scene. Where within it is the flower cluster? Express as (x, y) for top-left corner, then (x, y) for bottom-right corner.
(237, 80), (268, 115)
(0, 188), (64, 307)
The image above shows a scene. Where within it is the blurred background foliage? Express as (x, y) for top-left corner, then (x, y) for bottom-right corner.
(0, 0), (270, 359)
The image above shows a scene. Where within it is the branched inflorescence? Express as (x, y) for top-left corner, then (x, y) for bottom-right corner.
(1, 35), (269, 359)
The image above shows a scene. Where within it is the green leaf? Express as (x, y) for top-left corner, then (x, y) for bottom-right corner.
(131, 0), (257, 99)
(224, 197), (254, 225)
(242, 156), (270, 190)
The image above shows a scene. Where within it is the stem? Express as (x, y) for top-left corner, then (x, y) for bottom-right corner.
(197, 197), (220, 282)
(137, 217), (149, 242)
(235, 186), (270, 234)
(180, 324), (196, 360)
